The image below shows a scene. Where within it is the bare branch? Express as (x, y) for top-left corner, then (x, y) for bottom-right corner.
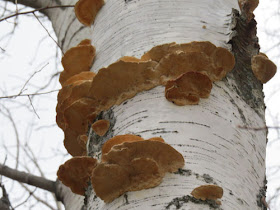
(0, 89), (59, 99)
(0, 5), (74, 23)
(0, 106), (20, 170)
(32, 12), (63, 53)
(19, 184), (56, 210)
(0, 163), (57, 195)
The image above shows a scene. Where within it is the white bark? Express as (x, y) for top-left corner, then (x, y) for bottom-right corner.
(56, 181), (84, 210)
(29, 0), (266, 209)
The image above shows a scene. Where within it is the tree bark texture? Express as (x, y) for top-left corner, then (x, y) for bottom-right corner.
(13, 0), (267, 209)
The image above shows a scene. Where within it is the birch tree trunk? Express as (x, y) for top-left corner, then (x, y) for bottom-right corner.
(10, 0), (267, 209)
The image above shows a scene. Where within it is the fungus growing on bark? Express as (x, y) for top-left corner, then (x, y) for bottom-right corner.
(101, 135), (166, 157)
(78, 39), (92, 46)
(60, 44), (95, 84)
(101, 134), (144, 156)
(64, 128), (87, 156)
(91, 119), (110, 136)
(63, 98), (97, 134)
(56, 80), (94, 130)
(156, 47), (234, 83)
(78, 134), (88, 148)
(63, 71), (95, 87)
(103, 140), (184, 173)
(57, 41), (235, 156)
(119, 56), (142, 62)
(75, 0), (104, 26)
(57, 156), (97, 195)
(165, 72), (212, 105)
(191, 185), (223, 203)
(251, 53), (277, 83)
(92, 139), (184, 202)
(87, 60), (158, 110)
(91, 158), (162, 203)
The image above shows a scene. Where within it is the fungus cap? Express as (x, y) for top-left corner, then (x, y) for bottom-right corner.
(91, 157), (162, 203)
(103, 140), (184, 173)
(75, 0), (104, 26)
(63, 71), (95, 87)
(88, 60), (158, 109)
(251, 53), (277, 83)
(165, 72), (212, 105)
(91, 163), (129, 202)
(102, 134), (144, 156)
(61, 44), (95, 79)
(57, 156), (97, 195)
(191, 185), (223, 201)
(64, 97), (97, 134)
(91, 119), (110, 136)
(64, 128), (87, 156)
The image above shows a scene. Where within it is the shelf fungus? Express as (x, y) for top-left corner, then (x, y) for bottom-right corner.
(56, 79), (94, 130)
(91, 119), (110, 136)
(91, 138), (184, 202)
(251, 53), (277, 83)
(101, 134), (165, 157)
(75, 0), (104, 26)
(191, 185), (223, 205)
(57, 156), (97, 195)
(59, 41), (95, 85)
(165, 72), (212, 105)
(56, 41), (235, 157)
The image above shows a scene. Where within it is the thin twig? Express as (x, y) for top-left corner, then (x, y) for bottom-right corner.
(32, 12), (63, 53)
(18, 63), (49, 97)
(13, 188), (37, 209)
(28, 95), (40, 119)
(0, 106), (20, 170)
(0, 89), (59, 99)
(0, 5), (74, 22)
(19, 184), (56, 210)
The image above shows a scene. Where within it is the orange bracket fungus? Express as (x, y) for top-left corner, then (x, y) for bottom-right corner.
(91, 119), (110, 136)
(64, 128), (87, 156)
(251, 53), (277, 83)
(165, 72), (212, 105)
(59, 41), (95, 85)
(87, 41), (234, 111)
(56, 41), (235, 157)
(75, 0), (105, 26)
(91, 138), (184, 202)
(101, 134), (144, 156)
(57, 157), (97, 195)
(191, 185), (223, 204)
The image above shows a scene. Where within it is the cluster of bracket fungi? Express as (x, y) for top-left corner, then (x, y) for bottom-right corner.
(56, 0), (276, 205)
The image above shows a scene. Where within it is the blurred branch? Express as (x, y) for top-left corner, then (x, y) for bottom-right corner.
(33, 12), (63, 53)
(0, 89), (59, 99)
(0, 163), (57, 195)
(0, 5), (74, 22)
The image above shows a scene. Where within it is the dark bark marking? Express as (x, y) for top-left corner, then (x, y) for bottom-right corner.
(88, 109), (116, 157)
(68, 25), (88, 47)
(256, 180), (267, 210)
(165, 195), (221, 209)
(174, 168), (192, 176)
(61, 16), (76, 50)
(159, 121), (210, 128)
(228, 9), (265, 117)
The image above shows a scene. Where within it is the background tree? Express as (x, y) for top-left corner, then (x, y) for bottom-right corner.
(0, 0), (279, 209)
